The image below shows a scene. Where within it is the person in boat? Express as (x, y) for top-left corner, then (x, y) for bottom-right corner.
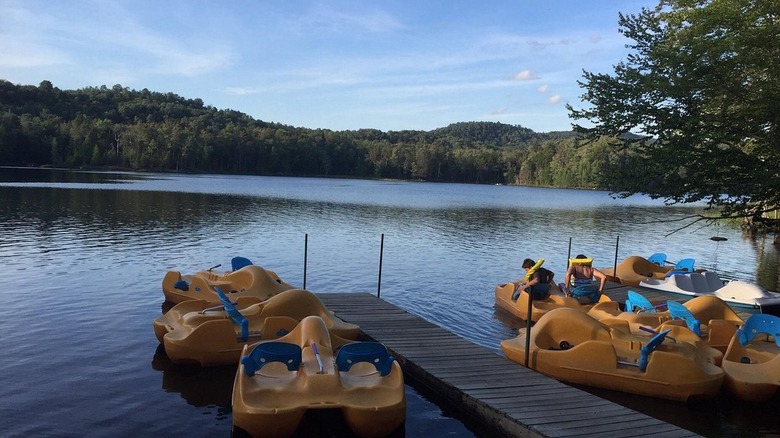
(563, 254), (607, 303)
(513, 258), (555, 301)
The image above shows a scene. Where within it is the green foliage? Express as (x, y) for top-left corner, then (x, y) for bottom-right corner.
(0, 79), (610, 188)
(569, 0), (780, 226)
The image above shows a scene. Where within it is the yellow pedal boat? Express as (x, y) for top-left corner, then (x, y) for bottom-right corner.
(600, 255), (674, 286)
(232, 316), (406, 438)
(588, 293), (742, 353)
(722, 313), (780, 402)
(162, 257), (295, 304)
(153, 288), (360, 366)
(501, 307), (724, 401)
(495, 281), (611, 322)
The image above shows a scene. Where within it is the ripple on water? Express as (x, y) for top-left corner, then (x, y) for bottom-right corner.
(1, 173), (778, 438)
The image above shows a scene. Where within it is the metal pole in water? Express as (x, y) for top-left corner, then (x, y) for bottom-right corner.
(303, 233), (308, 290)
(566, 237), (572, 271)
(613, 235), (620, 281)
(524, 292), (533, 367)
(377, 233), (384, 298)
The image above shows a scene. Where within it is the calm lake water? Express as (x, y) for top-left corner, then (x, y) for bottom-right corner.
(0, 167), (778, 437)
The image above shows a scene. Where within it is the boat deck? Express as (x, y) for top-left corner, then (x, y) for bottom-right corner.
(319, 291), (701, 438)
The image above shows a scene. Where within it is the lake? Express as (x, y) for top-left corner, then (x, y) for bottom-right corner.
(0, 167), (778, 437)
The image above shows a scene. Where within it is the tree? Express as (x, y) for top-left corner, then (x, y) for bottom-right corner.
(568, 0), (780, 230)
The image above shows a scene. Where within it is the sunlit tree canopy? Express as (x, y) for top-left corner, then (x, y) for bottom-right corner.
(568, 0), (780, 230)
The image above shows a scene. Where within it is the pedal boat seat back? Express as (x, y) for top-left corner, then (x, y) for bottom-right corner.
(738, 314), (780, 347)
(647, 253), (667, 266)
(336, 342), (395, 376)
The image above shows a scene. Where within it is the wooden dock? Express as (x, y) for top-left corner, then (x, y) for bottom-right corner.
(319, 290), (702, 438)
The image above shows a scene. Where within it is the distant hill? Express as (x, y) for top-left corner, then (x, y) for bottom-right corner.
(0, 79), (621, 188)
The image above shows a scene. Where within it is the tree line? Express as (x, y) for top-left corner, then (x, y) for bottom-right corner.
(0, 79), (623, 188)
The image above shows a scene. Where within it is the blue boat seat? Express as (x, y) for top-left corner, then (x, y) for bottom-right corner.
(638, 329), (671, 371)
(626, 290), (656, 313)
(336, 342), (395, 376)
(648, 253), (667, 266)
(173, 280), (189, 291)
(674, 258), (695, 272)
(664, 258), (696, 278)
(666, 300), (701, 336)
(231, 256), (253, 271)
(215, 287), (249, 341)
(241, 341), (303, 376)
(737, 314), (780, 347)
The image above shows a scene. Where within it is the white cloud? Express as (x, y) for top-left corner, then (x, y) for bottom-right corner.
(512, 69), (537, 81)
(0, 43), (67, 68)
(294, 5), (403, 34)
(0, 0), (641, 133)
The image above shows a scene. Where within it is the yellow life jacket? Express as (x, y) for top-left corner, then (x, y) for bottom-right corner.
(524, 258), (545, 282)
(568, 257), (593, 266)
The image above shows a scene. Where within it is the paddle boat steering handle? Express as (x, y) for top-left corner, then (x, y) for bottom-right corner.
(312, 343), (324, 374)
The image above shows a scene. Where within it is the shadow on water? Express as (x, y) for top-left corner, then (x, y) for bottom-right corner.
(151, 345), (234, 412)
(571, 384), (780, 438)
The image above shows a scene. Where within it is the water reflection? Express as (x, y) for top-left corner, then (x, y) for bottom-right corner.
(1, 169), (779, 437)
(151, 345), (234, 412)
(0, 166), (149, 183)
(745, 232), (780, 291)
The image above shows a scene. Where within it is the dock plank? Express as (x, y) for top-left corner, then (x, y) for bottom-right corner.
(319, 292), (702, 438)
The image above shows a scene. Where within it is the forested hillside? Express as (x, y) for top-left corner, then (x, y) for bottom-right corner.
(0, 79), (622, 187)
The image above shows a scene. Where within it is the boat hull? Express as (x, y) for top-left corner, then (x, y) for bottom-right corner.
(494, 282), (610, 322)
(601, 255), (673, 286)
(154, 289), (360, 366)
(640, 272), (780, 317)
(162, 264), (295, 304)
(501, 308), (724, 401)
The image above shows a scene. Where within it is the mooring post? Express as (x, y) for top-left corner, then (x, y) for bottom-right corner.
(524, 292), (533, 367)
(613, 235), (620, 282)
(377, 233), (384, 298)
(303, 233), (308, 290)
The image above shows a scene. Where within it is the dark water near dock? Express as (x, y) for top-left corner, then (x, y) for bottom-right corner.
(0, 167), (778, 437)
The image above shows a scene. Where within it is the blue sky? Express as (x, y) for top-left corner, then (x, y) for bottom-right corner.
(0, 0), (653, 133)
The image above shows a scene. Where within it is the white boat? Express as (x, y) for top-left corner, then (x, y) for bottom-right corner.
(640, 272), (780, 316)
